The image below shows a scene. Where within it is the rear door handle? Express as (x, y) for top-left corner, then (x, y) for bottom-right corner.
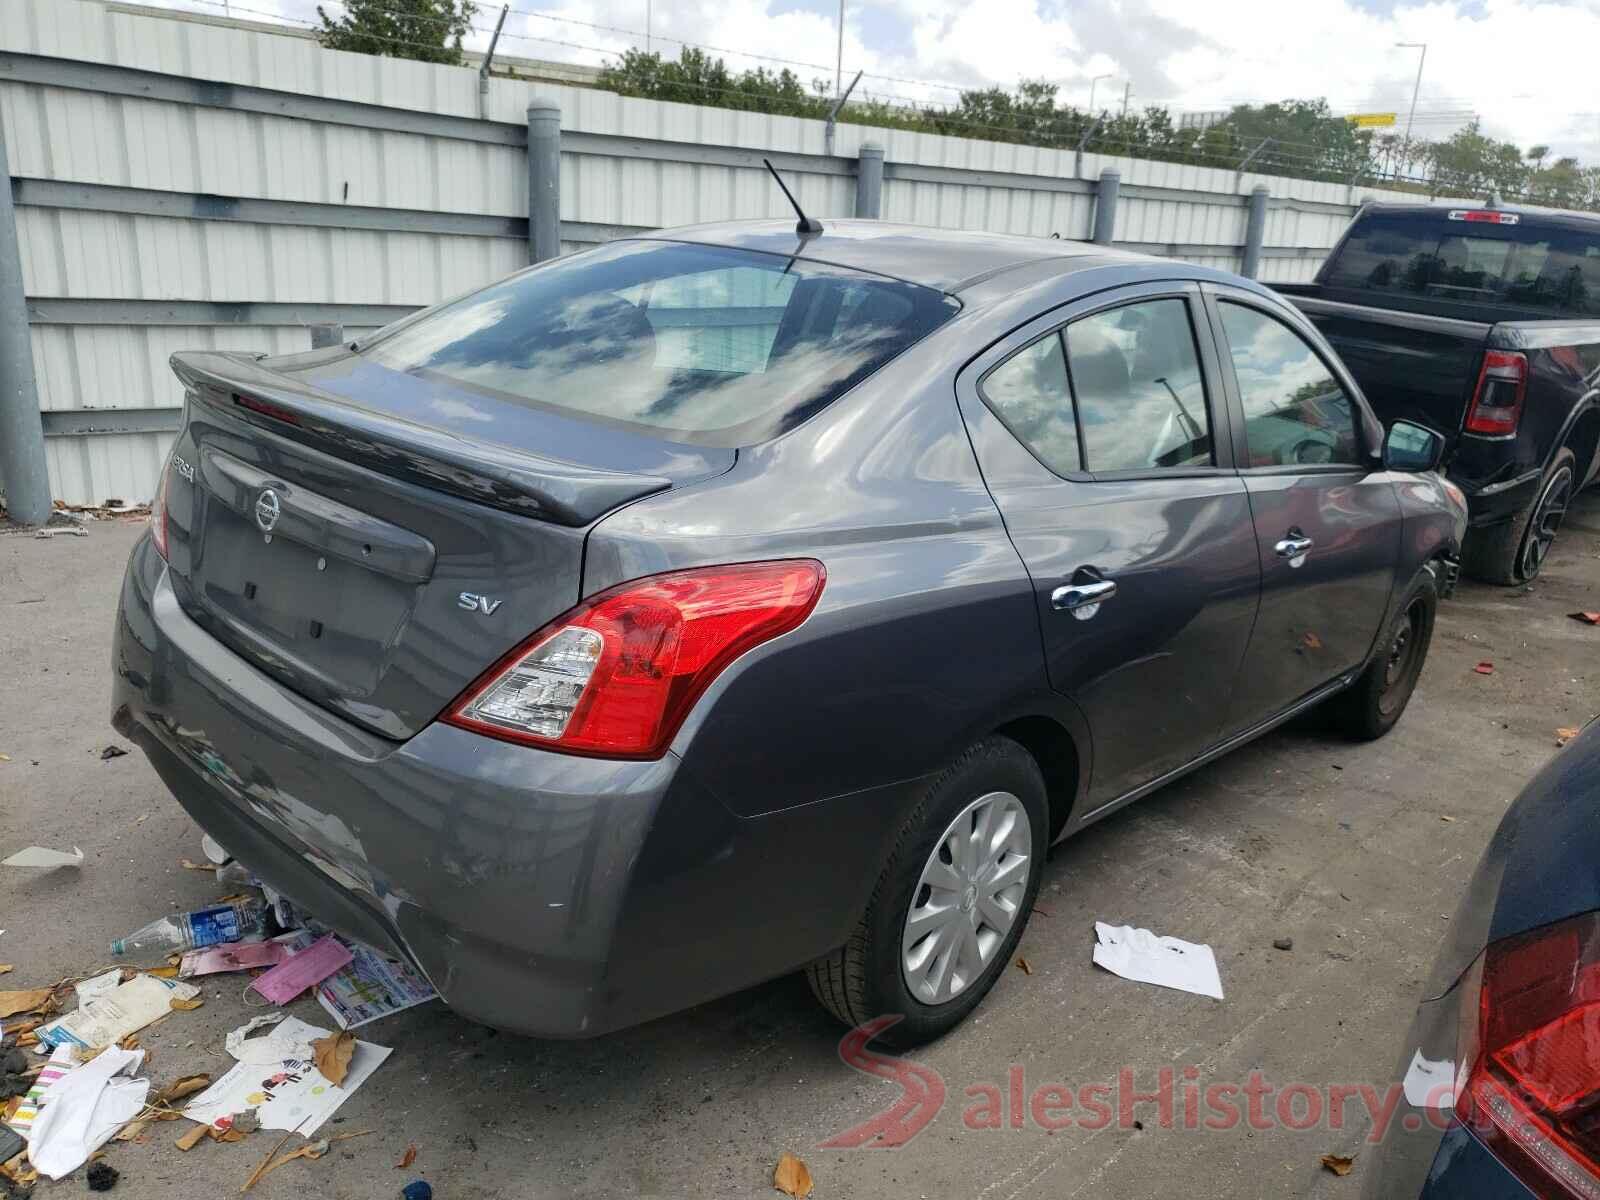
(1051, 578), (1118, 619)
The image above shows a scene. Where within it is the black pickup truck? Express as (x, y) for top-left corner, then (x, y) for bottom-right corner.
(1275, 202), (1600, 583)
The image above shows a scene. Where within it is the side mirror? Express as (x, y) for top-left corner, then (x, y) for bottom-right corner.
(1383, 420), (1446, 472)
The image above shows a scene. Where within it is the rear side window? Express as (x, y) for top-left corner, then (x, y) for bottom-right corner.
(1324, 214), (1600, 316)
(362, 240), (957, 446)
(981, 332), (1079, 475)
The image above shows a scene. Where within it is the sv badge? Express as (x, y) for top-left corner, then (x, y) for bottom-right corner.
(458, 592), (503, 616)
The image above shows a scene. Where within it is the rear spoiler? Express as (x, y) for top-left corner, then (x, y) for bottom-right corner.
(170, 352), (671, 526)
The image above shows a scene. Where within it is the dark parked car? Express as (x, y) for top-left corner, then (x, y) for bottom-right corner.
(112, 220), (1465, 1045)
(1363, 719), (1600, 1199)
(1276, 202), (1600, 584)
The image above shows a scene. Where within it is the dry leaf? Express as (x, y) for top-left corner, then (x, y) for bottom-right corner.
(178, 859), (214, 872)
(1320, 1153), (1354, 1177)
(1473, 661), (1495, 675)
(396, 1143), (417, 1170)
(312, 1030), (355, 1086)
(119, 1034), (141, 1052)
(1016, 956), (1034, 975)
(1558, 727), (1581, 747)
(170, 995), (204, 1012)
(0, 966), (11, 976)
(773, 1151), (814, 1198)
(152, 1074), (212, 1108)
(143, 965), (180, 979)
(175, 1123), (211, 1152)
(114, 1119), (151, 1143)
(0, 988), (54, 1018)
(1439, 815), (1455, 823)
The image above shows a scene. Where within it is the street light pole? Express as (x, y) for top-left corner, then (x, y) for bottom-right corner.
(835, 0), (845, 97)
(1088, 72), (1112, 113)
(1396, 41), (1427, 145)
(1120, 81), (1132, 119)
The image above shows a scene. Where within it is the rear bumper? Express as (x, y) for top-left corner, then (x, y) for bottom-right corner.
(113, 534), (911, 1037)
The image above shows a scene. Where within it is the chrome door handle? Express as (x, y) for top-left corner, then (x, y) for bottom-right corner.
(1051, 578), (1118, 618)
(1275, 535), (1314, 558)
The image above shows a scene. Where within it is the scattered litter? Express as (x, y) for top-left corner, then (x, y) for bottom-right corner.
(402, 1182), (433, 1200)
(24, 1047), (148, 1179)
(36, 976), (199, 1052)
(85, 1161), (118, 1192)
(0, 990), (54, 1021)
(5, 1044), (74, 1136)
(1272, 937), (1294, 951)
(176, 860), (214, 873)
(223, 1015), (306, 1065)
(1015, 957), (1033, 976)
(168, 996), (203, 1012)
(74, 971), (122, 1012)
(1092, 922), (1224, 1000)
(1569, 611), (1600, 626)
(99, 746), (127, 761)
(2, 847), (84, 870)
(111, 898), (265, 956)
(249, 936), (352, 1006)
(311, 1031), (354, 1086)
(773, 1151), (814, 1198)
(1439, 815), (1456, 823)
(178, 942), (293, 980)
(188, 1017), (391, 1136)
(151, 1075), (211, 1111)
(1473, 661), (1495, 675)
(199, 835), (229, 865)
(1402, 1050), (1455, 1108)
(1320, 1153), (1354, 1177)
(1558, 727), (1581, 747)
(0, 755), (8, 763)
(395, 1143), (416, 1170)
(32, 526), (87, 539)
(316, 942), (436, 1030)
(174, 1123), (209, 1152)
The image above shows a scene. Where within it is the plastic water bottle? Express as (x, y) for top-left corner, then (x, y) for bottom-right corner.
(110, 900), (266, 957)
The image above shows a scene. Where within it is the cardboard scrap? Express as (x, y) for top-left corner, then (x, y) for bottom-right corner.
(36, 975), (199, 1051)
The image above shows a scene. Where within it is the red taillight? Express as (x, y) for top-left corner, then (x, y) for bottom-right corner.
(443, 560), (826, 759)
(1465, 351), (1528, 436)
(1455, 911), (1600, 1199)
(149, 461), (171, 560)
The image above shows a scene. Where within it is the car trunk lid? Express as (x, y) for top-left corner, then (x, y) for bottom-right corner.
(163, 349), (734, 740)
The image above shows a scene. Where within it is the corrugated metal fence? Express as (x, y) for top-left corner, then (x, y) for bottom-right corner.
(2, 0), (1416, 507)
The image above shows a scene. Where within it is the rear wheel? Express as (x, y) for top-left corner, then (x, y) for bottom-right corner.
(1463, 449), (1575, 585)
(1326, 568), (1438, 740)
(806, 736), (1048, 1048)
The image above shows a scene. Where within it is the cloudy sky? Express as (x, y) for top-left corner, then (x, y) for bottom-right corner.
(141, 0), (1600, 163)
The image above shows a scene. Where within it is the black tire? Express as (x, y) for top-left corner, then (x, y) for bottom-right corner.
(1463, 448), (1576, 585)
(806, 736), (1049, 1048)
(1326, 567), (1438, 740)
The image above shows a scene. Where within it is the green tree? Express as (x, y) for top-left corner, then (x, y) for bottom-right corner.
(316, 0), (477, 66)
(1424, 120), (1527, 199)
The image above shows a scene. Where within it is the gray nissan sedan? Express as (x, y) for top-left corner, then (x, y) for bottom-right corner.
(112, 219), (1466, 1044)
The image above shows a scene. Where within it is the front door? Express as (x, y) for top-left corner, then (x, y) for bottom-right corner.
(1202, 287), (1402, 735)
(957, 283), (1261, 808)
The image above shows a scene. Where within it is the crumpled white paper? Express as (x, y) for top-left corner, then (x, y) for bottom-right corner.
(1402, 1049), (1456, 1109)
(225, 1013), (315, 1064)
(1091, 921), (1224, 1000)
(25, 1047), (149, 1179)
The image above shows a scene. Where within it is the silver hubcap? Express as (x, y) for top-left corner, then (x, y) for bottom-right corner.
(901, 791), (1033, 1005)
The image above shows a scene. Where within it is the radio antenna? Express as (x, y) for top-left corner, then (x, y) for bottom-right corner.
(763, 158), (823, 235)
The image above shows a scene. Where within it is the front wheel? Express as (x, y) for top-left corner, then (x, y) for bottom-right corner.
(806, 736), (1049, 1048)
(1326, 568), (1438, 741)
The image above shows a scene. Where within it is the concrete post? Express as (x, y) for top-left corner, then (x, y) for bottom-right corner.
(309, 322), (344, 350)
(0, 120), (50, 525)
(1092, 169), (1120, 245)
(1241, 185), (1270, 279)
(526, 101), (562, 264)
(855, 143), (884, 219)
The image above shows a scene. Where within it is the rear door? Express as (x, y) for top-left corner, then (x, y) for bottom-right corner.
(1201, 285), (1402, 735)
(957, 281), (1261, 808)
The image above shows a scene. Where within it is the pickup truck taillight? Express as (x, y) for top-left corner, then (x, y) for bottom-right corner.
(1454, 909), (1600, 1199)
(444, 561), (825, 759)
(1465, 350), (1528, 436)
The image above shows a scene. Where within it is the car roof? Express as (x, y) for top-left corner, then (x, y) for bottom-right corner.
(1359, 200), (1600, 234)
(635, 219), (1158, 293)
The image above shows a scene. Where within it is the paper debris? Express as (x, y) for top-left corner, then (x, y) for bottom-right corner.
(1091, 922), (1224, 1000)
(1401, 1049), (1455, 1109)
(24, 1047), (148, 1179)
(224, 1014), (308, 1065)
(773, 1151), (815, 1198)
(0, 990), (54, 1020)
(311, 1031), (354, 1086)
(4, 1044), (74, 1136)
(36, 975), (200, 1051)
(315, 942), (436, 1030)
(1320, 1153), (1354, 1176)
(74, 970), (123, 1011)
(179, 941), (293, 980)
(249, 935), (352, 1006)
(1473, 661), (1495, 675)
(186, 1016), (391, 1136)
(1, 846), (84, 869)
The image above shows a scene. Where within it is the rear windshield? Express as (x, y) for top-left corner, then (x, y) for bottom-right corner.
(1323, 213), (1600, 316)
(361, 240), (958, 446)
